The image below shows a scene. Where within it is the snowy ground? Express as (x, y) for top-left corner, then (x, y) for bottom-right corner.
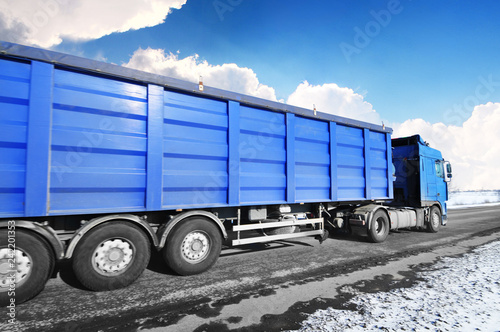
(291, 240), (500, 332)
(448, 190), (500, 207)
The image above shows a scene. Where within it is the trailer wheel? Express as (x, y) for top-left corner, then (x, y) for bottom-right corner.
(163, 218), (222, 276)
(427, 206), (441, 233)
(72, 222), (151, 291)
(367, 210), (390, 243)
(0, 229), (54, 305)
(261, 220), (299, 236)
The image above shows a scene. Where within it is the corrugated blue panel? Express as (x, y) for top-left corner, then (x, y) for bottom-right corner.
(369, 131), (389, 198)
(49, 69), (148, 214)
(0, 56), (394, 218)
(294, 117), (331, 202)
(54, 69), (146, 101)
(336, 125), (366, 200)
(0, 59), (30, 216)
(239, 106), (286, 204)
(163, 91), (228, 208)
(50, 190), (147, 213)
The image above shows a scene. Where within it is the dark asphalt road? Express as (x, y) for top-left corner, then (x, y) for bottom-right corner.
(3, 205), (500, 332)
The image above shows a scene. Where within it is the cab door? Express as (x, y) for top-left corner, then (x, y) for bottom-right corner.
(434, 160), (448, 212)
(424, 157), (437, 200)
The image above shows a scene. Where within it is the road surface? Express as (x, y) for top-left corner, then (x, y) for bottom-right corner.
(3, 205), (500, 331)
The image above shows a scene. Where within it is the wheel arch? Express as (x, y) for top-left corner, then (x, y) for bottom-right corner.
(158, 210), (227, 249)
(352, 204), (391, 231)
(371, 207), (390, 230)
(423, 201), (444, 216)
(65, 214), (158, 259)
(0, 220), (64, 260)
(433, 202), (443, 215)
(426, 202), (444, 223)
(426, 203), (443, 233)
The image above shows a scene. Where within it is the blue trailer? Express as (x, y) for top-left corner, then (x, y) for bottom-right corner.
(0, 42), (452, 305)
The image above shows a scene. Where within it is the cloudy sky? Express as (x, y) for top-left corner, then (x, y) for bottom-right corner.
(1, 0), (499, 190)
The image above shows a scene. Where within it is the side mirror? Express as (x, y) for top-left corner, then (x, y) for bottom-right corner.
(444, 161), (452, 182)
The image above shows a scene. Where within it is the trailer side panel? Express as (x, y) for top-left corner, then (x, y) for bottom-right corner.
(0, 57), (394, 218)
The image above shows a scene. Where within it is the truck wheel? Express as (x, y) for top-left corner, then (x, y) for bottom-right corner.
(427, 206), (441, 233)
(262, 220), (299, 236)
(367, 210), (390, 243)
(163, 218), (222, 276)
(72, 222), (151, 291)
(0, 230), (54, 305)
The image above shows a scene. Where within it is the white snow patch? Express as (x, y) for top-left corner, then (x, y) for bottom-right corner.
(448, 190), (500, 207)
(449, 202), (500, 210)
(292, 240), (500, 332)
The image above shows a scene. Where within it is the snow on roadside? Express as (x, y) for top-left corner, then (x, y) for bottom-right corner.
(448, 190), (500, 207)
(448, 202), (500, 210)
(291, 240), (500, 332)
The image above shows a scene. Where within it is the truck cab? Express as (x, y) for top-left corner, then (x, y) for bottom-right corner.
(392, 135), (452, 221)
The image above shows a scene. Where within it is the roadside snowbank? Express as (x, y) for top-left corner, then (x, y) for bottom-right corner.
(292, 240), (500, 332)
(448, 190), (500, 206)
(448, 202), (500, 210)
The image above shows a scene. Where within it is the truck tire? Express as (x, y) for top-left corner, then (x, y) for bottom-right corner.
(427, 206), (441, 233)
(72, 222), (151, 291)
(163, 218), (222, 276)
(263, 225), (299, 236)
(261, 219), (299, 236)
(367, 210), (390, 243)
(0, 229), (54, 305)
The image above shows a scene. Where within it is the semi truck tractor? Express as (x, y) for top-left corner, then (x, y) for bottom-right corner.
(0, 42), (452, 305)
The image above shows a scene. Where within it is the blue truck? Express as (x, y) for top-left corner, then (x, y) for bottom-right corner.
(0, 42), (452, 305)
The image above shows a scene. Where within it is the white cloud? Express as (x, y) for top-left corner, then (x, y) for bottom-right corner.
(123, 47), (278, 101)
(286, 81), (382, 125)
(0, 0), (187, 48)
(393, 102), (500, 191)
(0, 11), (31, 44)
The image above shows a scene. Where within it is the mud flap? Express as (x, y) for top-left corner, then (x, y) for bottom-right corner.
(315, 229), (330, 244)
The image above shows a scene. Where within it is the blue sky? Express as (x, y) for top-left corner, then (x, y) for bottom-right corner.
(50, 0), (500, 126)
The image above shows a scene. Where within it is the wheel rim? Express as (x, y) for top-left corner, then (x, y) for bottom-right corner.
(92, 238), (135, 276)
(0, 248), (32, 291)
(181, 231), (210, 264)
(431, 212), (440, 228)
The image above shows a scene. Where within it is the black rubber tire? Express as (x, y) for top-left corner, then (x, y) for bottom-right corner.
(72, 222), (151, 291)
(0, 229), (54, 306)
(262, 219), (299, 236)
(263, 226), (299, 236)
(163, 218), (222, 276)
(367, 210), (390, 243)
(427, 206), (441, 233)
